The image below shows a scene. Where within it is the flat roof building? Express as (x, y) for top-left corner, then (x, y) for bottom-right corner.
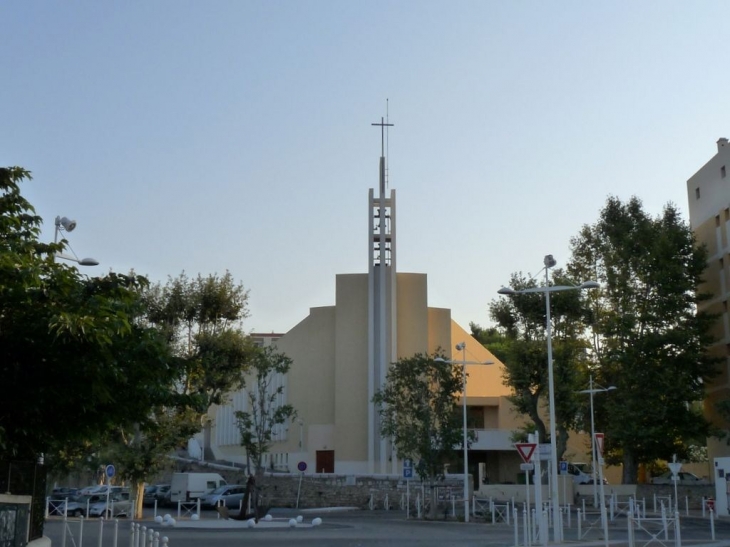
(687, 138), (730, 462)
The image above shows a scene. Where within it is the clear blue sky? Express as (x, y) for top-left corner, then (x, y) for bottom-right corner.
(3, 1), (729, 334)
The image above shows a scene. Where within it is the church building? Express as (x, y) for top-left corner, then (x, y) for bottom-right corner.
(204, 122), (537, 485)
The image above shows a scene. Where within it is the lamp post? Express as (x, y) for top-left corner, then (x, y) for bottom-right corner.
(435, 343), (493, 523)
(498, 255), (599, 542)
(54, 215), (99, 266)
(578, 375), (616, 507)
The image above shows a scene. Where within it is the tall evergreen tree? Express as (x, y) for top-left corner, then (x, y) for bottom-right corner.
(568, 196), (719, 483)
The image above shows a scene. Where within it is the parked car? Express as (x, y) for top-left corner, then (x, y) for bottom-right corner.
(88, 492), (132, 518)
(198, 484), (247, 508)
(51, 487), (78, 498)
(143, 484), (169, 506)
(651, 471), (709, 485)
(155, 484), (171, 506)
(62, 494), (106, 517)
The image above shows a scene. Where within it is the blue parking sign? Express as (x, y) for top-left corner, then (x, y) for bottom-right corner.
(403, 458), (413, 478)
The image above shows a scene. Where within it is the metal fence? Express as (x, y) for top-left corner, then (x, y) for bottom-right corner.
(0, 460), (47, 542)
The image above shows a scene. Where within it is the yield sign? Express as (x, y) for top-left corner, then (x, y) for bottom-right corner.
(515, 443), (537, 464)
(595, 433), (605, 455)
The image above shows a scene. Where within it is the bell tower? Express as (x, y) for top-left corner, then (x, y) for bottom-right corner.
(367, 117), (397, 473)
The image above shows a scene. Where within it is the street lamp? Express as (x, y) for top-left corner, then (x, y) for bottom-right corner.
(435, 343), (494, 523)
(578, 375), (616, 507)
(54, 215), (99, 266)
(498, 254), (599, 542)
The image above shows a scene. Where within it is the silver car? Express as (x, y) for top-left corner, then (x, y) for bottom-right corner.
(651, 471), (709, 485)
(88, 492), (132, 518)
(198, 484), (247, 509)
(61, 494), (105, 517)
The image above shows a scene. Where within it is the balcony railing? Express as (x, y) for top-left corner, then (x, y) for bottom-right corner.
(468, 428), (514, 451)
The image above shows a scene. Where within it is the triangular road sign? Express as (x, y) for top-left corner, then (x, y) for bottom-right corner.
(515, 443), (537, 464)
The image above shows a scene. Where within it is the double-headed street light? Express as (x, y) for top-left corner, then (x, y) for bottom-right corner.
(435, 343), (493, 523)
(498, 255), (599, 542)
(578, 374), (615, 547)
(578, 375), (616, 507)
(54, 215), (99, 266)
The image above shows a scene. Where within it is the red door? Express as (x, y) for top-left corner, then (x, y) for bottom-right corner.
(316, 450), (335, 473)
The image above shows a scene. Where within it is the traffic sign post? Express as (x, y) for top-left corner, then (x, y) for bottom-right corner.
(515, 443), (537, 464)
(594, 433), (609, 547)
(403, 459), (414, 519)
(515, 443), (537, 539)
(403, 458), (413, 479)
(103, 464), (115, 517)
(296, 461), (307, 509)
(669, 455), (682, 513)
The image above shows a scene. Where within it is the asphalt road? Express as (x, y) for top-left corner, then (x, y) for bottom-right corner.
(41, 508), (730, 547)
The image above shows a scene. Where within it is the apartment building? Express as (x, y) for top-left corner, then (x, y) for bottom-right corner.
(687, 138), (730, 461)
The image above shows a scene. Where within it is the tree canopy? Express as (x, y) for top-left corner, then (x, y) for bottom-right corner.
(235, 346), (297, 478)
(0, 167), (180, 460)
(481, 196), (719, 483)
(568, 196), (719, 482)
(488, 269), (593, 458)
(373, 352), (465, 518)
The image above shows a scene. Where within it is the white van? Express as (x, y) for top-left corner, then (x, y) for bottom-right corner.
(169, 473), (227, 503)
(566, 462), (602, 485)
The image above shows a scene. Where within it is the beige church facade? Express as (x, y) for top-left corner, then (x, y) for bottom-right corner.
(203, 126), (599, 486)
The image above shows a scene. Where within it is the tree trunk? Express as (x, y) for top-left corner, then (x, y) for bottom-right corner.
(622, 450), (638, 484)
(428, 482), (438, 520)
(134, 480), (145, 519)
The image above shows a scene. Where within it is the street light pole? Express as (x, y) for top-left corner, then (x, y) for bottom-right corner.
(435, 346), (493, 523)
(457, 342), (469, 524)
(578, 376), (616, 507)
(498, 255), (599, 543)
(542, 258), (562, 543)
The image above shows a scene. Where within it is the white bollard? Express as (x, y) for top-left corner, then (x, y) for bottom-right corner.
(577, 509), (581, 540)
(113, 518), (119, 547)
(710, 508), (715, 540)
(97, 517), (104, 547)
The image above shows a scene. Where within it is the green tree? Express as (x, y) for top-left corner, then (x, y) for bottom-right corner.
(568, 196), (719, 483)
(0, 167), (178, 461)
(113, 272), (255, 516)
(487, 270), (592, 460)
(144, 271), (254, 409)
(234, 346), (297, 479)
(372, 352), (464, 519)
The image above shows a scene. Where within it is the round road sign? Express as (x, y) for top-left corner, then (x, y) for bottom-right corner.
(297, 461), (307, 472)
(105, 464), (115, 478)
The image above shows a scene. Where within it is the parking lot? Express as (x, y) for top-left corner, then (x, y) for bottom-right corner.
(42, 507), (730, 547)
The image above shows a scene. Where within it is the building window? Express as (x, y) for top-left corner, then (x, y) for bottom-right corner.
(722, 165), (727, 178)
(696, 187), (701, 199)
